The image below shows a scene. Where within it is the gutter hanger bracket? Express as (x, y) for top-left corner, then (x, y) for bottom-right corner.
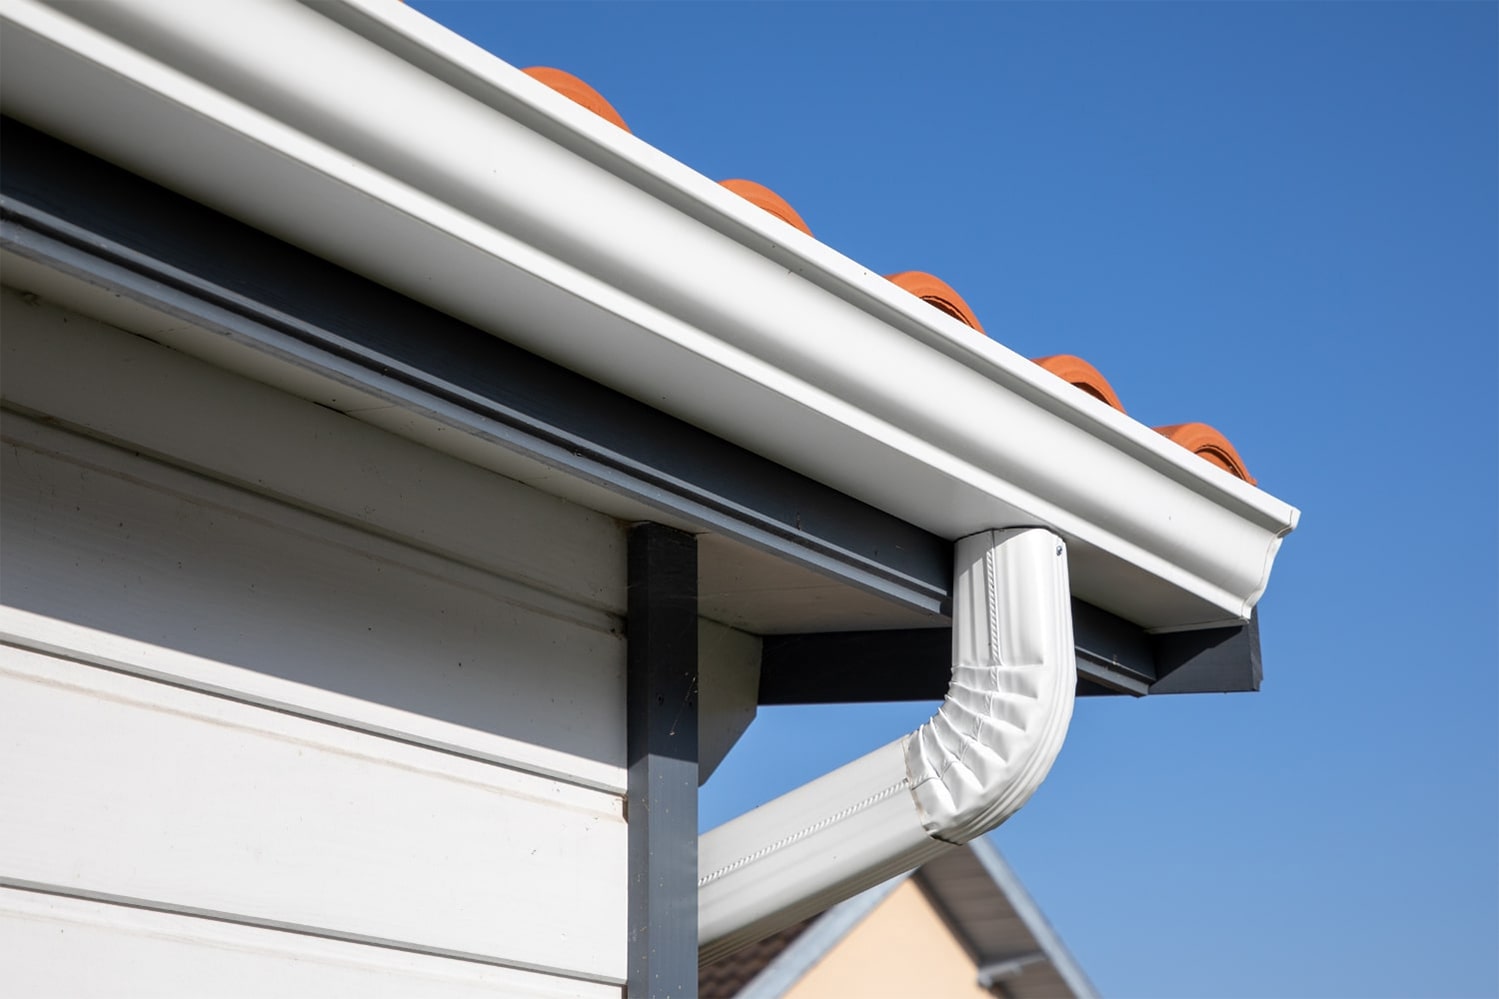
(699, 528), (1076, 963)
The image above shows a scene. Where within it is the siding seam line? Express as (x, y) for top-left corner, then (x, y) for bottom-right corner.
(0, 877), (626, 988)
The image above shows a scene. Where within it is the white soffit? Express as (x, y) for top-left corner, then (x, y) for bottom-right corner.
(0, 0), (1299, 631)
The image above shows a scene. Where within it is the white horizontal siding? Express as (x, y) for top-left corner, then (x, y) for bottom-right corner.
(0, 414), (627, 793)
(0, 284), (628, 617)
(0, 641), (625, 982)
(0, 887), (618, 999)
(0, 286), (635, 987)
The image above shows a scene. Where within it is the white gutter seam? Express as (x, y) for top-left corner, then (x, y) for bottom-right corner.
(699, 528), (1076, 963)
(698, 781), (909, 887)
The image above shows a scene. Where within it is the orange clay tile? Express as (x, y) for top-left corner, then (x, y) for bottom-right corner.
(719, 179), (813, 237)
(522, 67), (630, 132)
(885, 271), (985, 334)
(1155, 422), (1256, 484)
(1031, 355), (1127, 413)
(526, 65), (1258, 491)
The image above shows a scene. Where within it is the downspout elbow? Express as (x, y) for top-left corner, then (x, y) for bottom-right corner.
(699, 528), (1076, 964)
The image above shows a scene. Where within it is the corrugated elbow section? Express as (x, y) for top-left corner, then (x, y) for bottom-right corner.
(698, 528), (1076, 964)
(905, 528), (1076, 843)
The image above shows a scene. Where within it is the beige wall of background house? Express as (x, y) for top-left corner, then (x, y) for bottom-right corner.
(784, 880), (991, 999)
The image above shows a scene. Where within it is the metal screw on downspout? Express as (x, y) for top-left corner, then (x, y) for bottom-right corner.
(1056, 545), (1063, 556)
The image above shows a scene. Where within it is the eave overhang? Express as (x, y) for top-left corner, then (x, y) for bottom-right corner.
(0, 0), (1298, 633)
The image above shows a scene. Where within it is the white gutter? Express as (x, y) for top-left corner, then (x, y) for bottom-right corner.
(699, 528), (1075, 962)
(0, 0), (1298, 631)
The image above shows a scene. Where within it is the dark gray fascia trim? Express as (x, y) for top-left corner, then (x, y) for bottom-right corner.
(757, 607), (1262, 703)
(0, 118), (1262, 698)
(758, 616), (1150, 702)
(0, 116), (948, 617)
(1149, 608), (1262, 694)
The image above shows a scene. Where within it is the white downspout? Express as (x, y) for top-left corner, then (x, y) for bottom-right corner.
(699, 527), (1076, 963)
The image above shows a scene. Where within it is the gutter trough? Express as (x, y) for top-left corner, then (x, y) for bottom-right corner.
(0, 0), (1299, 634)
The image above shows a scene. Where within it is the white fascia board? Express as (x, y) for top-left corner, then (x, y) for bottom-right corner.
(0, 0), (1299, 630)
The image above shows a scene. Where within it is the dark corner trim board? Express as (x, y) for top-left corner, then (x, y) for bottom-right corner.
(626, 524), (699, 997)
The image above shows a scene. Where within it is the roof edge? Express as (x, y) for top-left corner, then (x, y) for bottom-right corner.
(969, 839), (1101, 999)
(0, 0), (1298, 629)
(733, 875), (910, 999)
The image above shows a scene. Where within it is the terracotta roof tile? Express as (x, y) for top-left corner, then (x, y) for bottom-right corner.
(698, 918), (813, 998)
(886, 270), (986, 334)
(522, 66), (630, 132)
(719, 178), (813, 237)
(523, 65), (1259, 486)
(1032, 354), (1127, 413)
(1154, 422), (1256, 485)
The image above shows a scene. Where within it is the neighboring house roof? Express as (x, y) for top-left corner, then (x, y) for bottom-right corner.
(526, 65), (1258, 488)
(700, 838), (1097, 999)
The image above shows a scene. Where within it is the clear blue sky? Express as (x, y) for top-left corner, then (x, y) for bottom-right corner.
(414, 3), (1497, 996)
